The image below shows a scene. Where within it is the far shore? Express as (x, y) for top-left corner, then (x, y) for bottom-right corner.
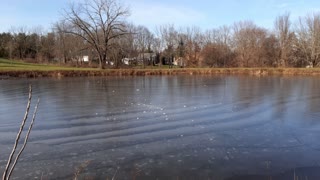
(2, 68), (320, 78)
(3, 58), (320, 78)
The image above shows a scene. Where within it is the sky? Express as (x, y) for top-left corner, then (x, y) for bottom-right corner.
(1, 0), (320, 33)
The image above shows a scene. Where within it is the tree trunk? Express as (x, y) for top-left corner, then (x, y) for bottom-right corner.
(143, 51), (145, 69)
(98, 55), (105, 69)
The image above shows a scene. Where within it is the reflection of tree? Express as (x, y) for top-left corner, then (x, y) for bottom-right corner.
(230, 76), (296, 120)
(306, 78), (320, 120)
(229, 76), (320, 124)
(231, 76), (270, 110)
(272, 77), (295, 120)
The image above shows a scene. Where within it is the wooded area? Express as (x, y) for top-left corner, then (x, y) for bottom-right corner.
(1, 0), (320, 68)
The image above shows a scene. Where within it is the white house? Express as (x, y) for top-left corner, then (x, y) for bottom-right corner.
(121, 53), (157, 66)
(82, 56), (89, 62)
(122, 58), (131, 65)
(77, 55), (89, 63)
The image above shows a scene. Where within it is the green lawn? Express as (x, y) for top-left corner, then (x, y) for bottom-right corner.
(0, 59), (180, 71)
(0, 59), (98, 71)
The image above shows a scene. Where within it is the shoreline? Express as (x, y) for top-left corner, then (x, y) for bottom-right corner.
(1, 68), (320, 78)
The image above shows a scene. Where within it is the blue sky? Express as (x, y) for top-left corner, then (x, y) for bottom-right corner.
(1, 0), (320, 33)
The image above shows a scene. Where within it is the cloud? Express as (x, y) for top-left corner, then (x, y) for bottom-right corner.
(125, 1), (206, 30)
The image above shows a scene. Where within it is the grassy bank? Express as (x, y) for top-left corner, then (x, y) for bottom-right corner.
(0, 58), (97, 71)
(2, 58), (320, 78)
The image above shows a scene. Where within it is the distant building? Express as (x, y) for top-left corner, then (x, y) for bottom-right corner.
(82, 56), (89, 62)
(122, 53), (156, 65)
(122, 58), (131, 65)
(76, 55), (89, 63)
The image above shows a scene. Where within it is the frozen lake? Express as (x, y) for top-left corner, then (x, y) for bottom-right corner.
(1, 75), (320, 179)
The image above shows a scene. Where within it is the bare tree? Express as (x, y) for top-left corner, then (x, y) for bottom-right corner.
(205, 25), (231, 46)
(274, 12), (292, 67)
(262, 34), (279, 67)
(60, 0), (130, 69)
(204, 25), (232, 67)
(55, 22), (91, 65)
(156, 24), (178, 66)
(0, 33), (13, 58)
(10, 27), (29, 60)
(135, 25), (154, 67)
(39, 33), (56, 62)
(54, 22), (70, 64)
(183, 26), (204, 67)
(151, 37), (162, 55)
(122, 23), (138, 59)
(232, 21), (268, 67)
(295, 13), (320, 67)
(202, 43), (228, 67)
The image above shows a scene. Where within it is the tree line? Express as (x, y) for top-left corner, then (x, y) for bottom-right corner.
(1, 0), (320, 69)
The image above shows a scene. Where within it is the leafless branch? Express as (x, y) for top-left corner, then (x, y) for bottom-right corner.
(2, 85), (40, 180)
(7, 98), (40, 179)
(112, 167), (120, 180)
(2, 86), (32, 180)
